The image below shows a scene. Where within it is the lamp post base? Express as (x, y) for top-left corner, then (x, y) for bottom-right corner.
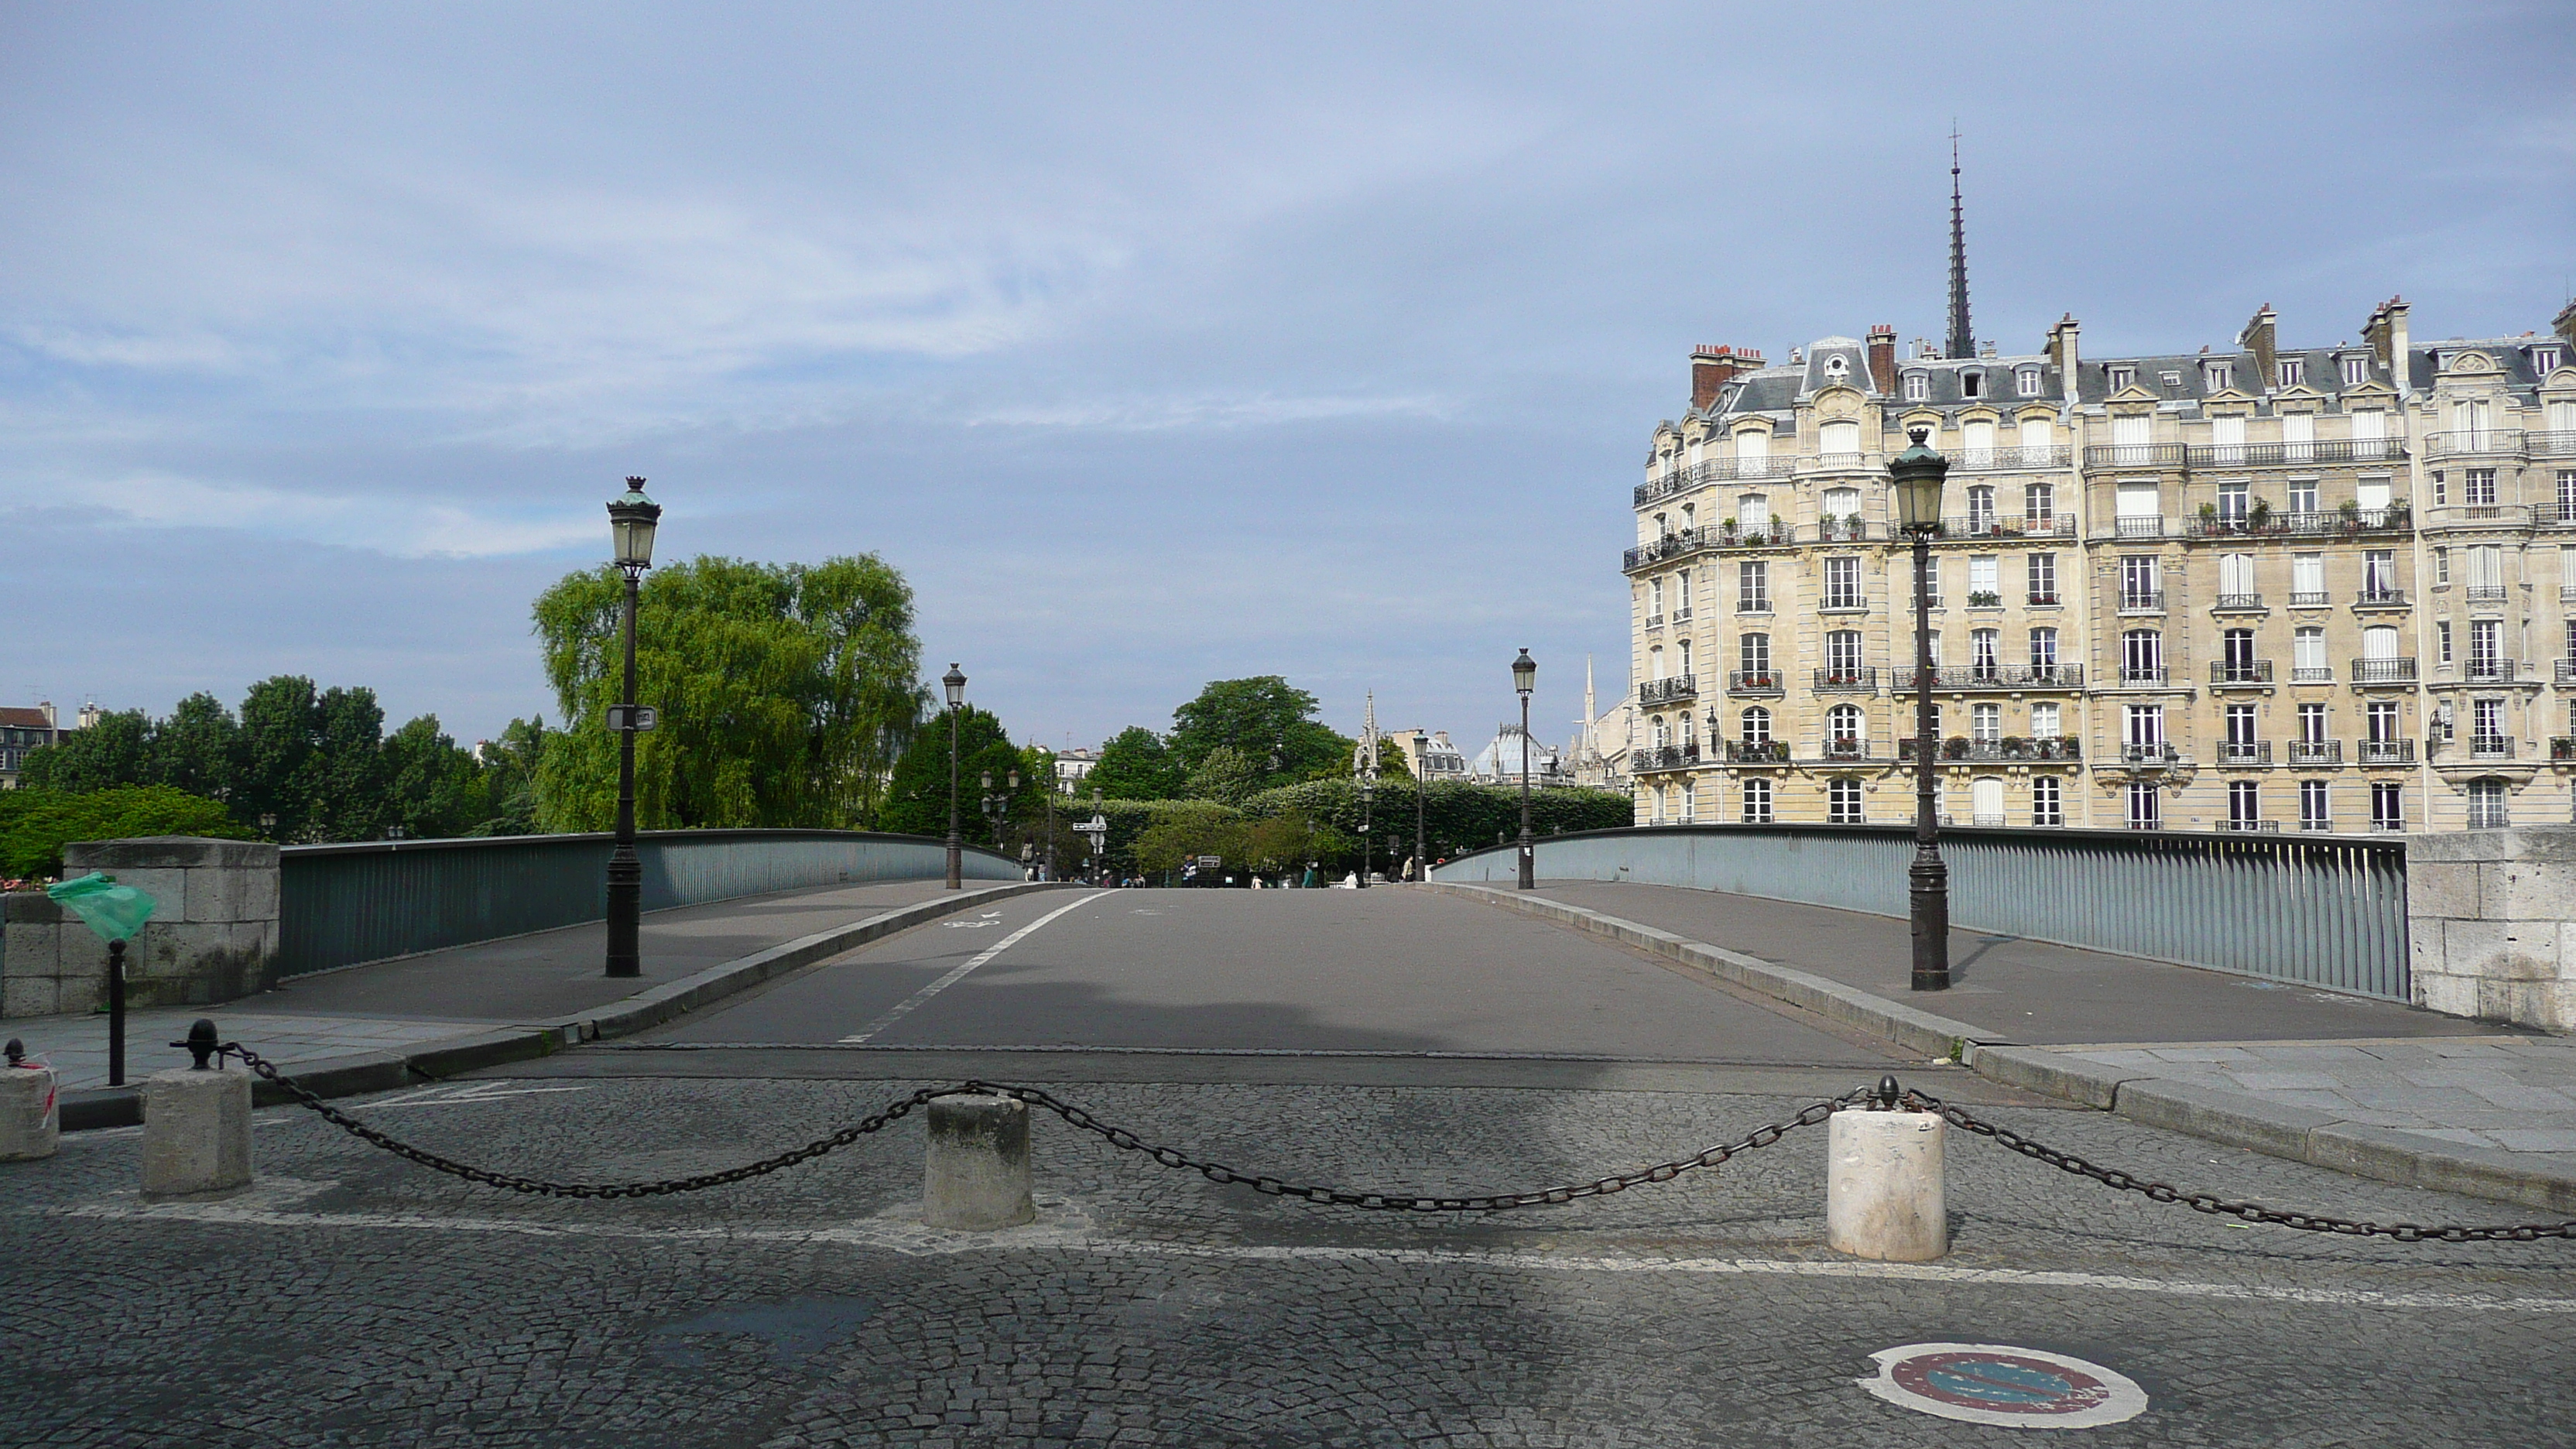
(1907, 846), (1950, 992)
(944, 838), (962, 891)
(605, 847), (642, 978)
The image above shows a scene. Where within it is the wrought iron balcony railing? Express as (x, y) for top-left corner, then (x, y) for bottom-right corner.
(2118, 591), (2167, 611)
(1728, 670), (1784, 696)
(1725, 739), (1791, 763)
(2350, 658), (2418, 683)
(2291, 666), (2334, 683)
(2217, 741), (2273, 766)
(2184, 507), (2412, 538)
(2119, 742), (2182, 767)
(2425, 430), (2526, 458)
(1951, 446), (2073, 471)
(1896, 736), (2084, 762)
(2532, 430), (2576, 459)
(1637, 675), (1698, 706)
(2218, 819), (2283, 832)
(1631, 744), (1701, 773)
(2116, 666), (2170, 687)
(2212, 593), (2264, 611)
(2287, 741), (2342, 766)
(2358, 739), (2415, 764)
(2185, 438), (2408, 468)
(2465, 586), (2509, 605)
(1814, 737), (1879, 762)
(1937, 514), (2077, 540)
(2467, 735), (2516, 760)
(2558, 659), (2576, 684)
(1891, 665), (2084, 691)
(2211, 661), (2274, 685)
(1812, 669), (1879, 693)
(2463, 659), (2519, 683)
(2355, 588), (2410, 607)
(2084, 444), (2187, 468)
(2553, 738), (2576, 762)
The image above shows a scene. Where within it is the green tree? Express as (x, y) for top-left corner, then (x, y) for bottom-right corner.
(1166, 677), (1354, 791)
(0, 784), (248, 882)
(308, 686), (390, 841)
(468, 718), (549, 837)
(235, 675), (323, 840)
(531, 554), (923, 831)
(152, 692), (239, 802)
(1131, 802), (1245, 876)
(1184, 744), (1265, 805)
(381, 714), (489, 839)
(877, 706), (1046, 849)
(19, 710), (152, 793)
(1087, 725), (1184, 800)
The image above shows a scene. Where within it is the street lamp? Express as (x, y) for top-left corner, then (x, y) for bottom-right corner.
(1889, 426), (1952, 992)
(603, 475), (660, 979)
(1413, 739), (1427, 882)
(1356, 765), (1375, 889)
(942, 663), (967, 889)
(981, 768), (1019, 855)
(1512, 648), (1536, 889)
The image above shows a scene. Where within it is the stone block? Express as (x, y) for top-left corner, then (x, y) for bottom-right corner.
(2406, 862), (2483, 922)
(1828, 1108), (1947, 1262)
(184, 865), (246, 924)
(242, 868), (278, 922)
(0, 1064), (59, 1160)
(2, 892), (63, 925)
(2484, 860), (2576, 924)
(141, 1066), (252, 1197)
(2441, 919), (2556, 984)
(3, 920), (61, 979)
(79, 867), (188, 923)
(64, 837), (276, 875)
(2, 976), (60, 1019)
(923, 1093), (1034, 1230)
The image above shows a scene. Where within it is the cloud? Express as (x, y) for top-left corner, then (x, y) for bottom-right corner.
(57, 470), (599, 559)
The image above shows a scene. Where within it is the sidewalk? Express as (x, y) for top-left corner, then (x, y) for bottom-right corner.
(6, 878), (1057, 1097)
(1432, 879), (2576, 1212)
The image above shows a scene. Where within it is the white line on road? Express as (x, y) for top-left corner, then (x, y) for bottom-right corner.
(45, 1197), (2576, 1315)
(839, 892), (1107, 1044)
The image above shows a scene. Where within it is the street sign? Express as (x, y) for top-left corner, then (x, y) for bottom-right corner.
(1195, 855), (1223, 868)
(1074, 815), (1108, 836)
(1859, 1344), (2146, 1428)
(605, 705), (659, 732)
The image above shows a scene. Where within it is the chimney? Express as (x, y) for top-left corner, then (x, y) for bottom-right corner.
(2239, 303), (2279, 386)
(1689, 344), (1763, 413)
(36, 701), (53, 731)
(2553, 298), (2576, 351)
(2045, 313), (2081, 380)
(2364, 296), (2412, 397)
(1865, 325), (1897, 393)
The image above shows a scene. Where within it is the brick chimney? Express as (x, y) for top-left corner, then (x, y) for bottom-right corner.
(1689, 344), (1763, 413)
(1865, 325), (1897, 393)
(2553, 298), (2576, 351)
(2364, 296), (2410, 393)
(2239, 303), (2279, 386)
(2045, 313), (2081, 381)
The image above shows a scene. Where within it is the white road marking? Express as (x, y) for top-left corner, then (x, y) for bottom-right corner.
(42, 1196), (2576, 1314)
(343, 1083), (601, 1112)
(943, 912), (1005, 930)
(839, 892), (1108, 1043)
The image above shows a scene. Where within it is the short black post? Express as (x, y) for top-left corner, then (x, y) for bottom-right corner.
(107, 938), (127, 1087)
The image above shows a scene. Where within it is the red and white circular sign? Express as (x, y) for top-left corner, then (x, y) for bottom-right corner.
(1860, 1342), (2147, 1428)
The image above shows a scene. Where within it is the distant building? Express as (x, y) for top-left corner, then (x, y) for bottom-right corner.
(1470, 722), (1565, 787)
(1390, 728), (1471, 782)
(0, 703), (60, 789)
(1054, 746), (1099, 793)
(1562, 656), (1633, 791)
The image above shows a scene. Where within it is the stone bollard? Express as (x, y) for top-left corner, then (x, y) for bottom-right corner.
(1827, 1079), (1947, 1262)
(1, 1039), (60, 1161)
(141, 1019), (251, 1198)
(923, 1093), (1034, 1230)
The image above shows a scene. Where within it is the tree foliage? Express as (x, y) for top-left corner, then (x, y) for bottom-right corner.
(877, 706), (1049, 850)
(0, 785), (249, 882)
(1087, 726), (1184, 800)
(531, 554), (923, 831)
(1168, 676), (1354, 786)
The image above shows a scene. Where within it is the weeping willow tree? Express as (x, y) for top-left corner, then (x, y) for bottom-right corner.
(530, 554), (924, 831)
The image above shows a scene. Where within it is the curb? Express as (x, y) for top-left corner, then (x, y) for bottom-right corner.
(57, 880), (1072, 1132)
(1427, 881), (2576, 1214)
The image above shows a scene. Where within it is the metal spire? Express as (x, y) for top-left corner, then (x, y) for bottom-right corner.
(1945, 125), (1974, 361)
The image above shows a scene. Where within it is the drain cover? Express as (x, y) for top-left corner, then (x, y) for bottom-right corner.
(1860, 1342), (2147, 1428)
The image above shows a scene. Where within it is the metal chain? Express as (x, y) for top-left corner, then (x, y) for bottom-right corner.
(224, 1044), (947, 1199)
(950, 1079), (1869, 1212)
(1908, 1086), (2576, 1244)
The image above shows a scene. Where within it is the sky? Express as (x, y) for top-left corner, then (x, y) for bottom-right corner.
(3, 3), (2572, 756)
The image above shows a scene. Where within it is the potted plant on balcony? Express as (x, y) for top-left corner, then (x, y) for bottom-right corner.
(1846, 512), (1866, 538)
(2248, 497), (2273, 530)
(1999, 734), (2026, 759)
(2196, 501), (2219, 533)
(1721, 516), (1737, 537)
(1968, 590), (2002, 608)
(1942, 735), (1971, 760)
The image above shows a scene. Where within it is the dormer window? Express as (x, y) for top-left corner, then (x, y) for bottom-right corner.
(2537, 344), (2565, 375)
(1903, 372), (1929, 401)
(2204, 361), (2232, 392)
(2016, 365), (2042, 397)
(1961, 371), (1983, 399)
(1824, 355), (1848, 379)
(2108, 364), (2136, 391)
(2278, 357), (2305, 388)
(2341, 355), (2371, 386)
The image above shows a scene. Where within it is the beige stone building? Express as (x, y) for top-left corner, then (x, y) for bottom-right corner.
(1625, 298), (2576, 834)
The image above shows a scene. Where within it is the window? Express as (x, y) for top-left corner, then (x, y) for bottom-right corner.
(2032, 775), (2063, 827)
(2228, 780), (2262, 828)
(1826, 630), (1863, 679)
(2030, 702), (2062, 738)
(2296, 626), (2328, 680)
(1826, 702), (1864, 747)
(2434, 549), (2450, 585)
(2366, 700), (2399, 744)
(1648, 645), (1665, 683)
(2293, 703), (2326, 746)
(1825, 557), (1862, 609)
(1971, 629), (2000, 678)
(2468, 545), (2504, 600)
(1965, 420), (1997, 457)
(2017, 366), (2042, 397)
(2125, 703), (2165, 748)
(2288, 479), (2317, 515)
(1972, 703), (2001, 742)
(1820, 420), (1861, 457)
(1739, 493), (1772, 533)
(2029, 627), (2059, 670)
(2560, 471), (2576, 524)
(1966, 485), (1996, 530)
(2025, 481), (2055, 525)
(2219, 552), (2256, 602)
(1971, 776), (2005, 826)
(1962, 372), (1983, 399)
(1677, 637), (1693, 677)
(1828, 777), (1862, 824)
(1649, 713), (1669, 749)
(2278, 357), (2305, 388)
(1680, 711), (1697, 750)
(2371, 782), (2404, 831)
(2028, 552), (2058, 604)
(1742, 777), (1773, 824)
(2437, 622), (2453, 666)
(1681, 503), (1695, 531)
(2468, 778), (2510, 830)
(2470, 619), (2501, 674)
(2465, 469), (2498, 506)
(1741, 706), (1772, 745)
(1673, 569), (1692, 619)
(1903, 372), (1928, 402)
(1823, 487), (1860, 531)
(2222, 628), (2259, 677)
(2211, 413), (2245, 464)
(1648, 579), (1664, 620)
(2121, 555), (2161, 608)
(2362, 550), (2396, 599)
(2358, 474), (2391, 511)
(1738, 560), (1769, 611)
(2218, 478), (2249, 524)
(1740, 633), (1772, 677)
(2341, 355), (2369, 387)
(2205, 360), (2234, 392)
(1969, 555), (1999, 601)
(1913, 556), (1941, 608)
(2225, 703), (2259, 754)
(2282, 411), (2314, 462)
(2433, 472), (2448, 506)
(1735, 429), (1770, 471)
(2127, 781), (2162, 830)
(2108, 364), (2137, 392)
(2122, 629), (2164, 683)
(2473, 697), (2502, 746)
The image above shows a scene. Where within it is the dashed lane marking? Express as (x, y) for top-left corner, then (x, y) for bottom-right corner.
(840, 892), (1108, 1044)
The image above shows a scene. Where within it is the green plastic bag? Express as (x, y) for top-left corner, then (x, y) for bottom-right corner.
(46, 872), (159, 944)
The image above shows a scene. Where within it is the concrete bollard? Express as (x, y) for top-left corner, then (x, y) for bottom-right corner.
(923, 1093), (1034, 1230)
(2, 1040), (60, 1161)
(141, 1020), (251, 1197)
(1827, 1101), (1947, 1262)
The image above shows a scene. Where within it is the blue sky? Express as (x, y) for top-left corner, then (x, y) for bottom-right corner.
(3, 3), (2571, 755)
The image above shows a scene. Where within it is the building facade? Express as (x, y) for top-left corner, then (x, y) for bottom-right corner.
(0, 704), (60, 788)
(1625, 299), (2576, 834)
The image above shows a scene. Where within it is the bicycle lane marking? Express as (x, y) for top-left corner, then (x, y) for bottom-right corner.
(838, 892), (1108, 1044)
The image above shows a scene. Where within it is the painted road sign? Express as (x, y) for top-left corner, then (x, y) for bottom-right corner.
(605, 705), (659, 732)
(1858, 1342), (2146, 1428)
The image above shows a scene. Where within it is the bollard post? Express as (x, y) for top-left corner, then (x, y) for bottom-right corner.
(1827, 1076), (1947, 1262)
(141, 1020), (251, 1197)
(107, 938), (127, 1088)
(923, 1093), (1034, 1230)
(1, 1039), (60, 1161)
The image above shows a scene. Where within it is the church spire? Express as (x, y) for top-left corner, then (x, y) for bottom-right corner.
(1945, 125), (1974, 361)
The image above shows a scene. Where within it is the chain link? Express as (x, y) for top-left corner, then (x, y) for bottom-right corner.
(1906, 1086), (2576, 1244)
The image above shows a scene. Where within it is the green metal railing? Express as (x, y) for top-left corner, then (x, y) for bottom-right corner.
(1431, 824), (2410, 1000)
(276, 830), (1016, 978)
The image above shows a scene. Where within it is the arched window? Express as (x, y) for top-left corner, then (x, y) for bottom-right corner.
(1971, 776), (2006, 826)
(1820, 420), (1860, 457)
(1740, 706), (1772, 745)
(1650, 714), (1668, 748)
(1827, 704), (1864, 749)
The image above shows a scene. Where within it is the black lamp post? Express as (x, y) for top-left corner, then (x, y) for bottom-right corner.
(1414, 739), (1427, 882)
(1512, 649), (1536, 889)
(981, 768), (1019, 855)
(1357, 765), (1375, 889)
(603, 476), (660, 979)
(942, 663), (966, 889)
(1890, 427), (1953, 992)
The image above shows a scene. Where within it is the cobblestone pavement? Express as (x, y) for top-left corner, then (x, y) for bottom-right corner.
(9, 1075), (2576, 1446)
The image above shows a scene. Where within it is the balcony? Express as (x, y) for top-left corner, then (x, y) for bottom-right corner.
(2426, 430), (2526, 458)
(2287, 740), (2343, 766)
(1803, 452), (1872, 474)
(2355, 588), (2410, 608)
(1891, 665), (2084, 691)
(2554, 738), (2576, 762)
(2084, 443), (2187, 468)
(1638, 675), (1698, 706)
(2118, 591), (2167, 612)
(2533, 430), (2576, 459)
(2027, 591), (2062, 606)
(2212, 593), (2265, 611)
(1937, 514), (2078, 540)
(2217, 741), (2273, 767)
(1814, 518), (1885, 543)
(1623, 529), (1701, 570)
(1898, 737), (2084, 763)
(1634, 471), (1693, 508)
(1711, 456), (1801, 481)
(2103, 516), (2168, 539)
(2184, 506), (2412, 538)
(1725, 739), (1791, 763)
(1709, 523), (1797, 549)
(2350, 658), (2419, 683)
(2115, 666), (2171, 687)
(1813, 668), (1879, 694)
(1631, 744), (1702, 774)
(2292, 666), (2334, 683)
(2218, 819), (2284, 833)
(1670, 607), (1693, 624)
(2211, 661), (2274, 686)
(2463, 659), (2519, 683)
(2289, 591), (2330, 606)
(1728, 670), (1785, 697)
(2359, 739), (2416, 765)
(1643, 612), (1663, 629)
(1814, 736), (1879, 762)
(1953, 445), (2073, 471)
(1817, 595), (1869, 615)
(2558, 660), (2576, 684)
(2184, 438), (2409, 468)
(2119, 742), (2182, 767)
(2424, 504), (2535, 530)
(2467, 735), (2516, 761)
(2465, 586), (2509, 605)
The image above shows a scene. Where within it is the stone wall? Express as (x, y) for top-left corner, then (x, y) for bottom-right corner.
(2406, 827), (2576, 1033)
(0, 837), (279, 1017)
